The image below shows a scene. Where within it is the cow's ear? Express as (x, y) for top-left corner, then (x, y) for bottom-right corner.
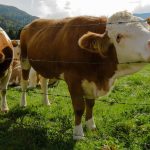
(147, 17), (150, 25)
(11, 40), (18, 47)
(78, 32), (102, 53)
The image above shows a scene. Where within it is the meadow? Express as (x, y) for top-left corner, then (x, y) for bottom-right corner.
(1, 65), (150, 150)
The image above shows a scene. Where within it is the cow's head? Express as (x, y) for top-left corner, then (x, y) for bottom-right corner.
(106, 11), (150, 63)
(79, 11), (150, 64)
(147, 17), (150, 25)
(11, 40), (20, 60)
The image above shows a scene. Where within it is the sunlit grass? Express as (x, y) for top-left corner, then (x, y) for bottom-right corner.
(1, 65), (150, 149)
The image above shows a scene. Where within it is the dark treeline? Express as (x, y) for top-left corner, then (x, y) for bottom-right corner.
(0, 15), (23, 39)
(0, 4), (38, 39)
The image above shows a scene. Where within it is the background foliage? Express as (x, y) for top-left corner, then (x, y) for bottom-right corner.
(0, 4), (38, 39)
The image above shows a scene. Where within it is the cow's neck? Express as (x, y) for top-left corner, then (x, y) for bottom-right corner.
(114, 63), (146, 78)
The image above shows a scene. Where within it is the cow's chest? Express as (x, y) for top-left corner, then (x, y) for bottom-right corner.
(81, 63), (146, 99)
(81, 79), (115, 99)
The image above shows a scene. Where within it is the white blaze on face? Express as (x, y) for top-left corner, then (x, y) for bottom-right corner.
(106, 11), (150, 64)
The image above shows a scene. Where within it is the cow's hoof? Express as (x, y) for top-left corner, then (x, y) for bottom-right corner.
(43, 100), (51, 106)
(89, 125), (97, 131)
(14, 86), (21, 90)
(73, 135), (85, 140)
(73, 124), (84, 140)
(91, 127), (97, 131)
(20, 105), (27, 108)
(20, 104), (27, 107)
(1, 108), (9, 113)
(86, 118), (96, 130)
(46, 102), (51, 106)
(43, 103), (51, 106)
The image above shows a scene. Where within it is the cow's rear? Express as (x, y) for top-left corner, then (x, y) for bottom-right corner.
(0, 28), (13, 112)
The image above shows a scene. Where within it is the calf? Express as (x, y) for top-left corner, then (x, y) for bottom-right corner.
(20, 11), (150, 140)
(0, 28), (13, 112)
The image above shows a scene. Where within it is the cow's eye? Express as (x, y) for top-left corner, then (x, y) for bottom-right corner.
(116, 34), (123, 43)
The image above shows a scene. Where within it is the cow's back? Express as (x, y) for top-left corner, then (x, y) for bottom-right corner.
(20, 18), (71, 48)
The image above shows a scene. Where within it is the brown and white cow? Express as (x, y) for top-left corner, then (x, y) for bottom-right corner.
(0, 27), (14, 112)
(20, 11), (150, 140)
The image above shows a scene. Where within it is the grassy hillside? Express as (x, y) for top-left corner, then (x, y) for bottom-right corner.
(0, 4), (38, 39)
(0, 65), (150, 149)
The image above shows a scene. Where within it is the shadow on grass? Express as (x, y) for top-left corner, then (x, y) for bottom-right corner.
(0, 105), (76, 150)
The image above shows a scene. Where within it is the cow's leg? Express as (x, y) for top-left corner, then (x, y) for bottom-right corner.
(0, 68), (12, 112)
(20, 58), (30, 107)
(40, 77), (50, 106)
(28, 67), (38, 88)
(85, 99), (96, 130)
(67, 81), (85, 140)
(72, 96), (85, 140)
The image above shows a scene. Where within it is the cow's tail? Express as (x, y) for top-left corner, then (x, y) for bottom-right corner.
(20, 42), (31, 80)
(20, 29), (31, 80)
(20, 33), (31, 107)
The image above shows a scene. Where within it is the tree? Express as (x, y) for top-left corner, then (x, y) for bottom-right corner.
(8, 29), (16, 39)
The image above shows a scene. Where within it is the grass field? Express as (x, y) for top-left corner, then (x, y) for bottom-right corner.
(1, 65), (150, 150)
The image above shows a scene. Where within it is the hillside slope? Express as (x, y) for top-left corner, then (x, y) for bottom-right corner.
(134, 13), (150, 19)
(0, 4), (149, 39)
(0, 4), (38, 39)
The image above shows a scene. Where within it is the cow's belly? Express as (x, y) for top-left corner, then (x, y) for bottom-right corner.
(29, 60), (62, 79)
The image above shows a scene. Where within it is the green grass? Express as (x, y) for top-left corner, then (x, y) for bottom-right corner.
(1, 65), (150, 150)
